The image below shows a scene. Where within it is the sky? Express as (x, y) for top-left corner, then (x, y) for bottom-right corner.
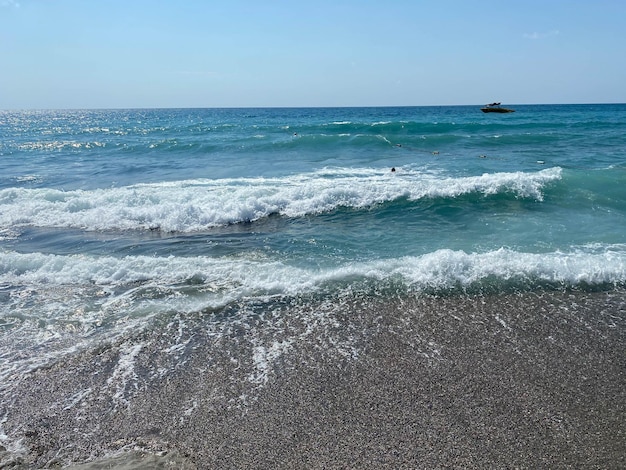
(1, 0), (625, 109)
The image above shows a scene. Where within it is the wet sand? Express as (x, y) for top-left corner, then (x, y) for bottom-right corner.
(2, 289), (625, 469)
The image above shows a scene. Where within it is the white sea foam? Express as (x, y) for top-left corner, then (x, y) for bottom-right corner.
(249, 340), (293, 385)
(107, 342), (144, 406)
(0, 167), (562, 233)
(1, 243), (624, 297)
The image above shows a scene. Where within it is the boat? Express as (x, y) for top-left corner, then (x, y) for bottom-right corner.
(481, 102), (515, 113)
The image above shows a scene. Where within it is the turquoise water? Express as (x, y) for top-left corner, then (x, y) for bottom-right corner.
(1, 105), (625, 273)
(1, 105), (625, 464)
(1, 105), (625, 311)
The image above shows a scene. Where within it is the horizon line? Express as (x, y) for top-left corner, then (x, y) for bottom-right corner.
(2, 102), (625, 112)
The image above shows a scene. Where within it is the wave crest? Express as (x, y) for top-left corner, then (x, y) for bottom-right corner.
(1, 244), (623, 295)
(0, 168), (562, 233)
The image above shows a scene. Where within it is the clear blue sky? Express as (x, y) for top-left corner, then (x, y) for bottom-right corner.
(1, 0), (625, 108)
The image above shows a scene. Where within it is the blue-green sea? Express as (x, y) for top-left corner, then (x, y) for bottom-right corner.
(1, 104), (625, 468)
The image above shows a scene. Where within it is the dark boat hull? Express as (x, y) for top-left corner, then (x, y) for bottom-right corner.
(481, 107), (515, 113)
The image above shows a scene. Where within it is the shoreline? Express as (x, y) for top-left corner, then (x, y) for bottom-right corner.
(2, 289), (625, 468)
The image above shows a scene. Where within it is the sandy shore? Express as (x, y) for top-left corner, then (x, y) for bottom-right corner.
(2, 289), (625, 469)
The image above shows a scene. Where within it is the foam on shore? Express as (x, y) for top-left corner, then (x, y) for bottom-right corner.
(2, 288), (624, 468)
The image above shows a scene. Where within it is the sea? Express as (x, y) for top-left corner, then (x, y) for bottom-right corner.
(1, 104), (625, 468)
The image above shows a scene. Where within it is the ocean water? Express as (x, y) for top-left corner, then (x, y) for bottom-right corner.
(1, 104), (625, 467)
